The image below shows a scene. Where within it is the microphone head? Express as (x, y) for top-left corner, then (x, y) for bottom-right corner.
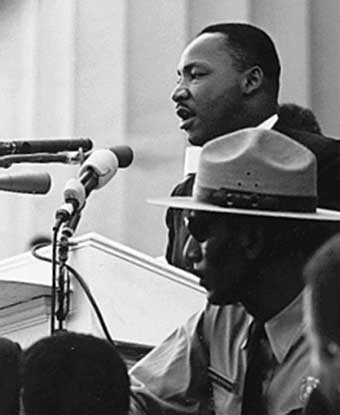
(80, 149), (119, 189)
(0, 172), (51, 194)
(64, 178), (86, 208)
(110, 145), (134, 168)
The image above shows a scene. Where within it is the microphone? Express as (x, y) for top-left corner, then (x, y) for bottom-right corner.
(0, 144), (134, 169)
(84, 145), (133, 168)
(79, 148), (119, 194)
(0, 138), (93, 156)
(108, 145), (133, 168)
(0, 172), (51, 194)
(55, 149), (121, 223)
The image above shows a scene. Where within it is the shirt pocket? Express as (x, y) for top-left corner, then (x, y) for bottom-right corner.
(208, 367), (241, 415)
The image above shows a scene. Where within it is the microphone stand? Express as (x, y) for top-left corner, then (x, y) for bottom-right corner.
(51, 209), (82, 333)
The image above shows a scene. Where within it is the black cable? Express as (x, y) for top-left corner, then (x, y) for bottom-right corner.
(52, 223), (63, 334)
(31, 243), (115, 345)
(65, 263), (115, 345)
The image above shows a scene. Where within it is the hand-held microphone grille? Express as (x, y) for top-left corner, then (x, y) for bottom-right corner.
(0, 172), (51, 194)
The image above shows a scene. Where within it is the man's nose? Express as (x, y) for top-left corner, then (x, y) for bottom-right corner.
(183, 236), (202, 268)
(171, 82), (190, 102)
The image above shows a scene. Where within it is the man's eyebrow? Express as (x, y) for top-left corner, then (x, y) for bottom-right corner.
(177, 61), (209, 74)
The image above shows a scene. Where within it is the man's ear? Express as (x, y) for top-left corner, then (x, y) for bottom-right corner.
(241, 65), (264, 95)
(238, 224), (264, 260)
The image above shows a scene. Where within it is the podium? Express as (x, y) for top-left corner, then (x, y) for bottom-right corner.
(0, 233), (205, 365)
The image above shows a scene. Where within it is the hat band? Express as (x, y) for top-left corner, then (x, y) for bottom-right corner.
(195, 186), (318, 213)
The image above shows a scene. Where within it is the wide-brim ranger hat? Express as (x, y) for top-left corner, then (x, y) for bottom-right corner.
(150, 128), (340, 221)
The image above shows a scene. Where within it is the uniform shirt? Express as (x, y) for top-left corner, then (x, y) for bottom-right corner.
(130, 292), (313, 415)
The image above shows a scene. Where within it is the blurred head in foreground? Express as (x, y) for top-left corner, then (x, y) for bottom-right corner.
(0, 338), (21, 415)
(304, 234), (340, 413)
(21, 331), (130, 415)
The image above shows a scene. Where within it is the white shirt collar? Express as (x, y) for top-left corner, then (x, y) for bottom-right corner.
(258, 113), (278, 130)
(183, 114), (279, 176)
(183, 147), (201, 177)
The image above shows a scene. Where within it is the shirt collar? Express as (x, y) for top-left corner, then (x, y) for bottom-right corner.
(183, 114), (279, 176)
(264, 291), (305, 364)
(183, 146), (201, 177)
(257, 113), (278, 130)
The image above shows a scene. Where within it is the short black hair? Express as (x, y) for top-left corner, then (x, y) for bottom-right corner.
(303, 234), (340, 345)
(199, 23), (281, 97)
(278, 103), (322, 134)
(22, 331), (130, 415)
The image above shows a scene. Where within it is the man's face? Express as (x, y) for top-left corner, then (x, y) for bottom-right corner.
(171, 33), (246, 146)
(183, 210), (251, 305)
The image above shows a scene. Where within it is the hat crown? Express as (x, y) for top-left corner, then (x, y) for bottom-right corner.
(150, 127), (340, 221)
(195, 128), (317, 199)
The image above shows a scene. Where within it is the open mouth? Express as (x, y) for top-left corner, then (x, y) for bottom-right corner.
(176, 106), (195, 129)
(176, 106), (194, 119)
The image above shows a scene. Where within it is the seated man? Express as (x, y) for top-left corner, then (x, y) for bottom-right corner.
(21, 331), (130, 415)
(303, 234), (340, 415)
(130, 128), (340, 415)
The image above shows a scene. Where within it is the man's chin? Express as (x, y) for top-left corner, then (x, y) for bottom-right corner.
(187, 130), (224, 147)
(187, 134), (204, 147)
(187, 130), (213, 147)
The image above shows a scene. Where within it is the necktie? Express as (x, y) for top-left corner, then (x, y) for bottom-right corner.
(241, 320), (270, 415)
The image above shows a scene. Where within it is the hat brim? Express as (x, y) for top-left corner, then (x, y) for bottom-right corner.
(149, 196), (340, 221)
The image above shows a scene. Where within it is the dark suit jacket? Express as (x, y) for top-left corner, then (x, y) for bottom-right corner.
(165, 123), (340, 268)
